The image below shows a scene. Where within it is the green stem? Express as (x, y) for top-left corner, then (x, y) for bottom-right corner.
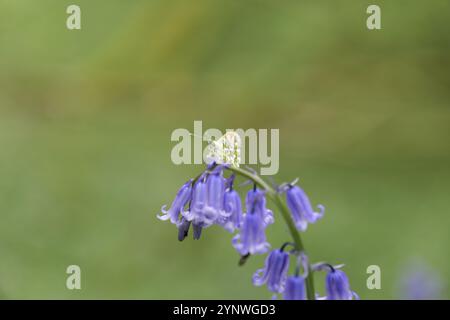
(228, 166), (315, 300)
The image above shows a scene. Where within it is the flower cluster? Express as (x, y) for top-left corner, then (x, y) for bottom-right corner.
(158, 165), (244, 240)
(157, 163), (357, 299)
(252, 247), (358, 300)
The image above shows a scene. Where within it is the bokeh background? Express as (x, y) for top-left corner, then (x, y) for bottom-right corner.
(1, 0), (449, 299)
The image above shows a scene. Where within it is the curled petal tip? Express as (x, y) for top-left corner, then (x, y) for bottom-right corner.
(156, 213), (170, 221)
(252, 269), (266, 286)
(317, 204), (325, 215)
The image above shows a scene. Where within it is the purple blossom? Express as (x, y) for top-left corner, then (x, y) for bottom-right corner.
(232, 212), (270, 256)
(253, 249), (290, 293)
(218, 189), (243, 232)
(204, 168), (226, 218)
(285, 185), (324, 232)
(283, 276), (306, 300)
(157, 164), (356, 299)
(184, 169), (226, 226)
(246, 188), (274, 226)
(325, 269), (357, 300)
(183, 180), (210, 227)
(158, 179), (192, 224)
(181, 167), (229, 239)
(181, 180), (213, 240)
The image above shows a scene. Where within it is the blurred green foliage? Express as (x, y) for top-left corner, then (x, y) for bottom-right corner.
(0, 0), (449, 299)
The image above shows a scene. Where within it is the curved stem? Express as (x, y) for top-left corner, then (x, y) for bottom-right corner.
(227, 166), (315, 300)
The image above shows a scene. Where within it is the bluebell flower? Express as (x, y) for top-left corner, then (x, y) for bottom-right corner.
(232, 212), (270, 255)
(325, 269), (357, 300)
(158, 179), (193, 224)
(283, 276), (306, 300)
(183, 180), (208, 224)
(218, 189), (243, 232)
(285, 185), (324, 231)
(182, 167), (228, 239)
(246, 188), (274, 226)
(181, 180), (210, 239)
(252, 249), (290, 293)
(204, 168), (226, 219)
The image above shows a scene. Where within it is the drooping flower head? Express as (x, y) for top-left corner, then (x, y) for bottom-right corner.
(158, 179), (193, 224)
(325, 269), (355, 300)
(204, 166), (226, 218)
(246, 187), (274, 226)
(252, 248), (290, 293)
(218, 175), (243, 233)
(183, 180), (209, 226)
(181, 165), (228, 239)
(311, 263), (358, 300)
(232, 212), (270, 256)
(281, 250), (309, 300)
(285, 184), (324, 232)
(283, 276), (306, 300)
(221, 189), (243, 231)
(232, 185), (272, 255)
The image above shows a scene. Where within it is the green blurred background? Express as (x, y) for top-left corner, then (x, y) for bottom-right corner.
(0, 0), (449, 299)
